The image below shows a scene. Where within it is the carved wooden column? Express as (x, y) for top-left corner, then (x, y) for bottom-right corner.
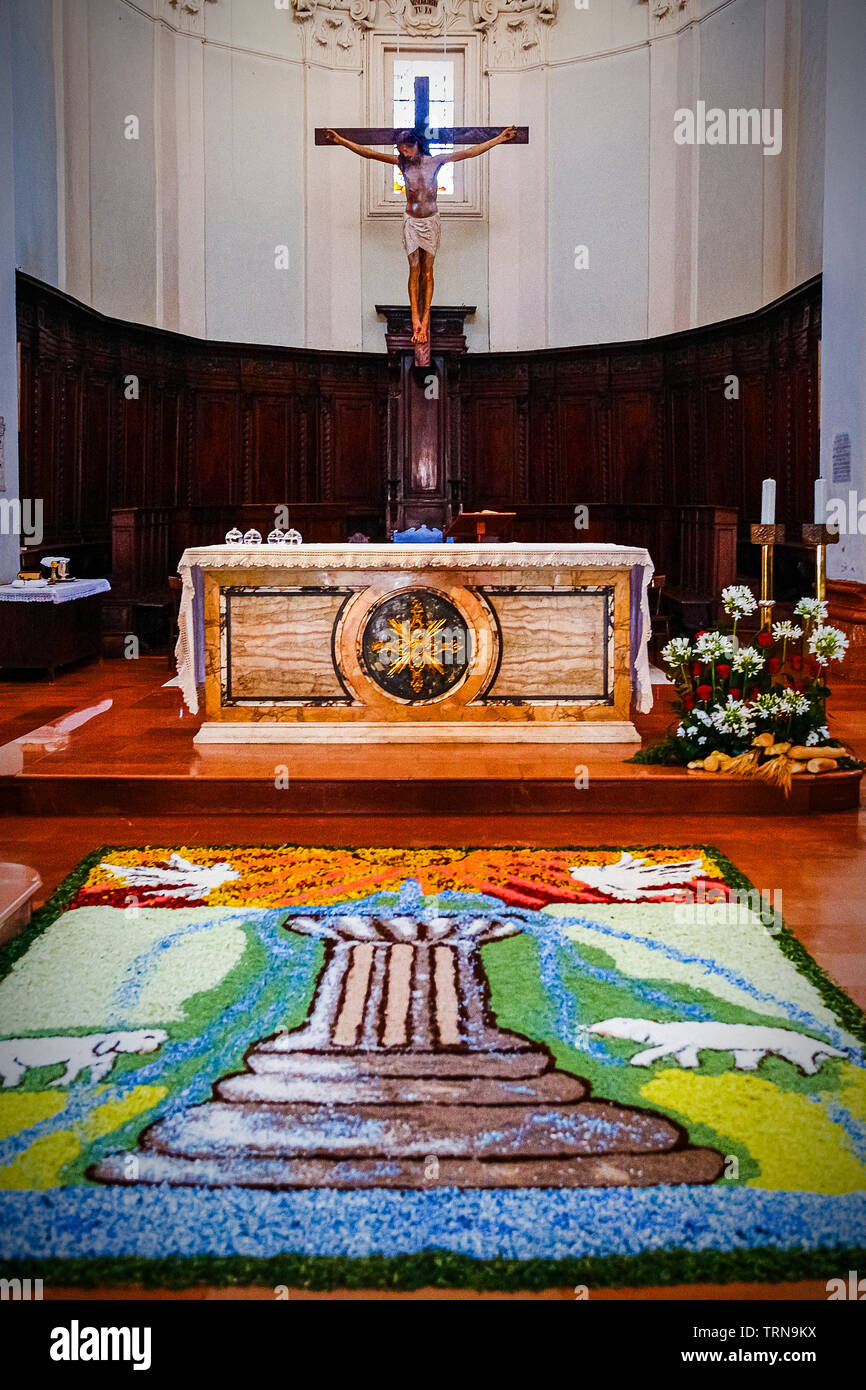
(376, 305), (473, 535)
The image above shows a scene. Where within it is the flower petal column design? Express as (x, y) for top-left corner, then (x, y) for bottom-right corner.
(92, 885), (724, 1189)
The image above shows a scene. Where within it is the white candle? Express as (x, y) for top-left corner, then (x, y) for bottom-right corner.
(814, 476), (827, 524)
(760, 478), (776, 525)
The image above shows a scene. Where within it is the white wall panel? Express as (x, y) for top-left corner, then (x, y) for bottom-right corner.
(695, 0), (767, 325)
(203, 46), (304, 346)
(488, 68), (546, 351)
(306, 65), (363, 352)
(88, 0), (158, 323)
(548, 46), (650, 347)
(10, 0), (58, 284)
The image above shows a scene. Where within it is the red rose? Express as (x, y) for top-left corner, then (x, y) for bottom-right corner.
(768, 657), (782, 674)
(716, 663), (731, 679)
(749, 686), (760, 700)
(695, 630), (708, 639)
(697, 684), (712, 700)
(791, 654), (803, 670)
(682, 695), (695, 711)
(757, 632), (773, 647)
(729, 688), (742, 700)
(691, 661), (703, 676)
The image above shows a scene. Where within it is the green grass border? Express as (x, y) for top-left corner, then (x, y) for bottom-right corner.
(2, 840), (865, 1292)
(1, 1247), (865, 1294)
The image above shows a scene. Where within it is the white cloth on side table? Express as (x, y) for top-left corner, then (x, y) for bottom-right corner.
(0, 578), (111, 604)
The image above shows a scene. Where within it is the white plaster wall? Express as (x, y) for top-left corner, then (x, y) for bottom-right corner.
(794, 0), (826, 287)
(548, 45), (650, 347)
(307, 65), (364, 352)
(695, 0), (767, 325)
(821, 0), (866, 586)
(202, 44), (305, 346)
(9, 0), (829, 352)
(88, 0), (159, 324)
(10, 0), (58, 285)
(488, 67), (547, 351)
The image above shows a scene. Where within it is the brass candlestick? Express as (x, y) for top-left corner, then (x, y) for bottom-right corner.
(750, 524), (786, 631)
(801, 523), (839, 604)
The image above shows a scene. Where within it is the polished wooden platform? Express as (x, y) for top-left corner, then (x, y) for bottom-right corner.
(0, 659), (862, 815)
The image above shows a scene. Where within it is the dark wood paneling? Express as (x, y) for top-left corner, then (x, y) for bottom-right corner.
(250, 397), (290, 501)
(190, 394), (240, 505)
(612, 395), (659, 504)
(16, 272), (821, 596)
(119, 384), (148, 510)
(81, 376), (112, 531)
(331, 397), (379, 503)
(469, 397), (519, 507)
(558, 397), (604, 503)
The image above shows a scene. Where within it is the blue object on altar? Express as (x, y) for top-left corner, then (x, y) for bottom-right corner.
(392, 525), (444, 543)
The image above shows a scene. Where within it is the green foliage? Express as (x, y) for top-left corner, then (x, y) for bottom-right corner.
(627, 735), (687, 766)
(3, 1246), (864, 1292)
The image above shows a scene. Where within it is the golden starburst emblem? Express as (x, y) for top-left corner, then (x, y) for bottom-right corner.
(364, 592), (469, 699)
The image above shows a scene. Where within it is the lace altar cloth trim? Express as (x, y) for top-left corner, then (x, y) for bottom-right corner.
(174, 544), (654, 717)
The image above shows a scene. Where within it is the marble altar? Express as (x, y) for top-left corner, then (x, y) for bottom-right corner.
(175, 544), (653, 743)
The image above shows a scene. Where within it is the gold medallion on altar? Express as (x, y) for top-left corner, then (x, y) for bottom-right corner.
(360, 588), (471, 702)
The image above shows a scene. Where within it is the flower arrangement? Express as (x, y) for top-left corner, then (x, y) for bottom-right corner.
(634, 588), (861, 789)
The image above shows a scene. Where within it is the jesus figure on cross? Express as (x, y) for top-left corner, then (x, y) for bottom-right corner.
(324, 124), (516, 350)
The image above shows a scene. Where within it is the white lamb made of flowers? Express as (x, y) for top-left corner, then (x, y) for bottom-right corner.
(0, 1029), (168, 1088)
(587, 1018), (848, 1074)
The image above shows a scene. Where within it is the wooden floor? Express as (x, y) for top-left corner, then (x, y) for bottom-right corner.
(0, 657), (862, 814)
(1, 656), (864, 1301)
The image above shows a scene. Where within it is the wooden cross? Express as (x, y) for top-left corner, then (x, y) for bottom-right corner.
(314, 75), (529, 150)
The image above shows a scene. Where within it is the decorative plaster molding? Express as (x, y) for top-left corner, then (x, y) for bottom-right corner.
(293, 0), (378, 67)
(478, 0), (556, 72)
(384, 0), (466, 36)
(163, 0), (217, 36)
(639, 0), (689, 26)
(294, 0), (556, 70)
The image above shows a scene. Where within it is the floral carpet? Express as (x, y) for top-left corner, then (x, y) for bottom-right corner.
(0, 844), (864, 1291)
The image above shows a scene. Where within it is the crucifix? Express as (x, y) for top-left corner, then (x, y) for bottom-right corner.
(317, 76), (528, 367)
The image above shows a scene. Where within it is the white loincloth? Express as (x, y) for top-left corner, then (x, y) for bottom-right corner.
(402, 212), (441, 257)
